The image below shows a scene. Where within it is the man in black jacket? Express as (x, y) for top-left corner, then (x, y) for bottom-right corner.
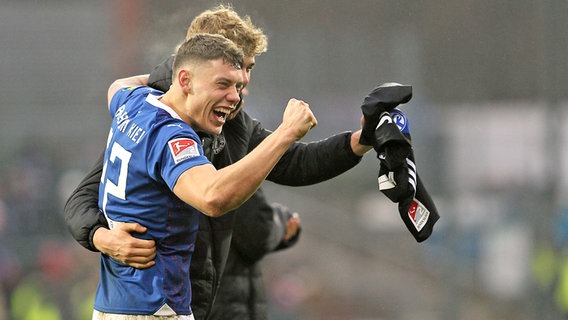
(65, 6), (372, 320)
(209, 190), (301, 320)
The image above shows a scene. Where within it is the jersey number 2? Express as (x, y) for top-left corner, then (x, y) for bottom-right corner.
(101, 141), (132, 229)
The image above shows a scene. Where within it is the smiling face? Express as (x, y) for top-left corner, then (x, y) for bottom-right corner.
(184, 58), (244, 135)
(227, 55), (256, 120)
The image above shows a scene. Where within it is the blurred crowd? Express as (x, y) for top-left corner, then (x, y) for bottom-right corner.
(0, 139), (99, 320)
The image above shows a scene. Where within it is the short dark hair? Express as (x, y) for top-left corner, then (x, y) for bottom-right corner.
(172, 33), (243, 75)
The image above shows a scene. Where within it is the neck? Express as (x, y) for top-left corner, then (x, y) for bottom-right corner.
(160, 91), (186, 122)
(159, 91), (174, 108)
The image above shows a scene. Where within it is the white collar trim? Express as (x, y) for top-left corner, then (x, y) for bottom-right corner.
(146, 94), (182, 121)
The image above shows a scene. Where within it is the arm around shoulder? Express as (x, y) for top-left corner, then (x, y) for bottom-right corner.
(107, 74), (150, 109)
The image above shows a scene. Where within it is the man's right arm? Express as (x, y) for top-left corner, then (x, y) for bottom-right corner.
(64, 151), (157, 268)
(63, 72), (162, 263)
(64, 152), (108, 252)
(173, 98), (316, 218)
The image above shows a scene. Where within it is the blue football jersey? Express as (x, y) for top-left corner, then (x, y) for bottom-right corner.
(94, 86), (210, 315)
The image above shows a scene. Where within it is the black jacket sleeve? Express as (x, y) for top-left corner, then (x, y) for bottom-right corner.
(64, 151), (107, 252)
(269, 131), (361, 185)
(147, 55), (175, 92)
(234, 111), (363, 186)
(230, 188), (300, 264)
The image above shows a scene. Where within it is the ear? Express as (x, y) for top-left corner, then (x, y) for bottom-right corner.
(177, 69), (192, 94)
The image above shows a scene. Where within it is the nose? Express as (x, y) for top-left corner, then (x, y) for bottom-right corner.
(241, 70), (250, 87)
(227, 86), (241, 106)
(241, 70), (250, 97)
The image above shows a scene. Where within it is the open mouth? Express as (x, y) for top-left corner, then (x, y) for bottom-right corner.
(213, 108), (231, 123)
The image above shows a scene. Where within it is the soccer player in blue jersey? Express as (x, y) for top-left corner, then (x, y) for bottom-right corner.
(92, 33), (317, 319)
(66, 6), (373, 319)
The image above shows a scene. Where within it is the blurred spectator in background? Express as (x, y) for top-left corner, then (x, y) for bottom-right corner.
(0, 198), (20, 320)
(532, 206), (568, 317)
(3, 140), (64, 239)
(210, 190), (301, 319)
(7, 239), (97, 320)
(0, 137), (71, 319)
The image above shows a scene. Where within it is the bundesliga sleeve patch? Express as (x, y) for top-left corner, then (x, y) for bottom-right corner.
(408, 198), (430, 232)
(168, 138), (200, 164)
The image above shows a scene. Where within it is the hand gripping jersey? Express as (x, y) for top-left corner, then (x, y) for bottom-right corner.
(95, 86), (210, 316)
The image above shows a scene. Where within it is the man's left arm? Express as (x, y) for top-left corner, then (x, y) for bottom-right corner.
(271, 132), (364, 186)
(226, 110), (367, 186)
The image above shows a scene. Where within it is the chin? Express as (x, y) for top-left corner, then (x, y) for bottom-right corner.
(210, 126), (223, 135)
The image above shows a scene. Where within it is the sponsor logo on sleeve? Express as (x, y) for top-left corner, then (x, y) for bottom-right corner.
(390, 109), (410, 134)
(168, 138), (200, 164)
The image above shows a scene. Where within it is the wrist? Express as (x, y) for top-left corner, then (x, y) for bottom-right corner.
(273, 125), (300, 146)
(92, 226), (110, 254)
(350, 130), (373, 156)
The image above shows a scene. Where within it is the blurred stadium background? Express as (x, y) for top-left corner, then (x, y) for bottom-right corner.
(1, 0), (567, 319)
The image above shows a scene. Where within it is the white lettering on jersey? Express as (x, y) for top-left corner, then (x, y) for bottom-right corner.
(126, 122), (146, 144)
(115, 105), (131, 133)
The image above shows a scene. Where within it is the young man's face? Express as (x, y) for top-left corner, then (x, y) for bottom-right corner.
(227, 55), (256, 120)
(186, 59), (244, 135)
